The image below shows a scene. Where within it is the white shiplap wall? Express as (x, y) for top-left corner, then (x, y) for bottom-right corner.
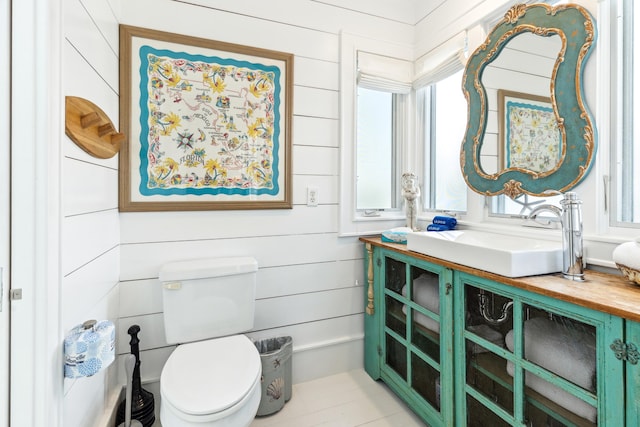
(59, 1), (567, 425)
(62, 1), (121, 426)
(59, 1), (413, 426)
(114, 0), (414, 387)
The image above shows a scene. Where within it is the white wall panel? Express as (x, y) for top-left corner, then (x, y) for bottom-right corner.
(414, 0), (511, 58)
(62, 210), (119, 275)
(293, 145), (339, 176)
(256, 260), (363, 299)
(254, 287), (363, 331)
(295, 57), (340, 91)
(64, 0), (119, 92)
(63, 369), (112, 426)
(119, 278), (163, 317)
(79, 0), (119, 53)
(62, 1), (121, 424)
(173, 0), (413, 45)
(120, 234), (362, 281)
(119, 205), (337, 243)
(116, 287), (363, 354)
(115, 346), (176, 385)
(61, 247), (120, 331)
(119, 0), (341, 63)
(62, 41), (119, 169)
(289, 338), (363, 383)
(117, 260), (363, 319)
(293, 175), (338, 205)
(115, 314), (364, 385)
(294, 86), (339, 119)
(293, 116), (339, 148)
(117, 313), (166, 354)
(63, 158), (118, 216)
(247, 314), (364, 350)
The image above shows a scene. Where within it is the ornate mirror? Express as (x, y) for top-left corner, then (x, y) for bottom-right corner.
(460, 3), (597, 198)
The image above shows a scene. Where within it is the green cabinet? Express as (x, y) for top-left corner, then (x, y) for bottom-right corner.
(363, 243), (640, 426)
(624, 321), (640, 427)
(364, 244), (454, 426)
(454, 272), (623, 427)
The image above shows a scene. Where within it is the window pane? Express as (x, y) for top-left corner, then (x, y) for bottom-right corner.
(356, 87), (394, 210)
(616, 0), (640, 224)
(489, 193), (564, 217)
(425, 70), (467, 212)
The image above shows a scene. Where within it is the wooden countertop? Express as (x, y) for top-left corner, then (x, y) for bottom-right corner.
(360, 236), (640, 323)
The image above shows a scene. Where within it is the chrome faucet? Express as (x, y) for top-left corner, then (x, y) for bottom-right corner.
(528, 192), (584, 281)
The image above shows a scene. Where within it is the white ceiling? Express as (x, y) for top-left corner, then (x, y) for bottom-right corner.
(311, 0), (445, 26)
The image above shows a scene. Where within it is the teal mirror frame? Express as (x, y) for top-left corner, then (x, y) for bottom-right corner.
(460, 3), (597, 198)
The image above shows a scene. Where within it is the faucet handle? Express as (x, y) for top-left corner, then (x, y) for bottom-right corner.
(560, 191), (582, 207)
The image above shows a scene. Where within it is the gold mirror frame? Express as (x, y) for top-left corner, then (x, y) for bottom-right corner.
(460, 3), (597, 198)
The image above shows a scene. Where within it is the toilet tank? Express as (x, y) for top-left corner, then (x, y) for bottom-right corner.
(159, 257), (258, 345)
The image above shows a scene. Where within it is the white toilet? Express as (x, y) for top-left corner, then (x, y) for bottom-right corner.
(158, 257), (262, 427)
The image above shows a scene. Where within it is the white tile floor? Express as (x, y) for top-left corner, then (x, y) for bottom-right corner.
(249, 370), (427, 427)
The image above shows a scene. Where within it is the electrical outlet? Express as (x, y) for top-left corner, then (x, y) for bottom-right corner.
(307, 186), (319, 207)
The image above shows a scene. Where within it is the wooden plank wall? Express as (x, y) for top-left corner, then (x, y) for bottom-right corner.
(62, 1), (121, 426)
(60, 1), (413, 426)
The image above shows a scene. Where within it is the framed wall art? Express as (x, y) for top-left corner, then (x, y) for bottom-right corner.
(119, 25), (293, 211)
(498, 89), (561, 174)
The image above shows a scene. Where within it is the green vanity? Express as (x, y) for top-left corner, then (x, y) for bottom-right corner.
(361, 237), (640, 427)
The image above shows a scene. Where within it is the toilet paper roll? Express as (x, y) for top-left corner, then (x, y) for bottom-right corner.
(64, 320), (115, 379)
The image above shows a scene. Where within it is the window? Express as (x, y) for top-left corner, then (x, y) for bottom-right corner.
(420, 69), (468, 212)
(612, 0), (640, 226)
(339, 32), (414, 236)
(356, 87), (403, 211)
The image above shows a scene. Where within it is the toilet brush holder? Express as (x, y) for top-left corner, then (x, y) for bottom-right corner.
(115, 325), (155, 427)
(118, 354), (142, 427)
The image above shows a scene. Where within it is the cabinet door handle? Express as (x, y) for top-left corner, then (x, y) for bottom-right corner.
(610, 339), (640, 364)
(628, 343), (640, 364)
(445, 283), (452, 295)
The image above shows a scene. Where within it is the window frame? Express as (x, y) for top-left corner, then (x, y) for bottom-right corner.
(355, 87), (406, 214)
(339, 32), (415, 237)
(609, 0), (639, 228)
(417, 69), (468, 215)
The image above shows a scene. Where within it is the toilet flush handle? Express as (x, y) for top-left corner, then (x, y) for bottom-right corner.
(163, 281), (182, 290)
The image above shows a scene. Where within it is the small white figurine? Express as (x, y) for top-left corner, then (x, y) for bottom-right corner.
(401, 173), (420, 231)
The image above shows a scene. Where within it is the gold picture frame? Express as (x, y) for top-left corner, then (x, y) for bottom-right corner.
(119, 25), (293, 211)
(498, 89), (561, 174)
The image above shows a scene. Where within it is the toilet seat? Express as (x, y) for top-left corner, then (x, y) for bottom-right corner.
(161, 334), (261, 419)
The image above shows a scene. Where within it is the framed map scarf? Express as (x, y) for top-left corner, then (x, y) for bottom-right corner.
(498, 89), (561, 174)
(119, 25), (293, 211)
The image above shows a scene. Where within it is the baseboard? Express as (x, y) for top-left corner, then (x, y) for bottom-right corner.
(96, 387), (122, 427)
(99, 335), (365, 426)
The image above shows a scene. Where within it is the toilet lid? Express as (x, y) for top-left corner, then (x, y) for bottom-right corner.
(161, 335), (261, 416)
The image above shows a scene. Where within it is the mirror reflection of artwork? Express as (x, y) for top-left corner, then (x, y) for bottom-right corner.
(499, 90), (560, 173)
(460, 3), (597, 198)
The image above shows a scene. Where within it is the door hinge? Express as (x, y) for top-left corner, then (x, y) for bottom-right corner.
(10, 288), (22, 301)
(377, 345), (382, 356)
(610, 339), (640, 364)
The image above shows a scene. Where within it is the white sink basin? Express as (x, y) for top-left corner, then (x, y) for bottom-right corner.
(406, 230), (562, 277)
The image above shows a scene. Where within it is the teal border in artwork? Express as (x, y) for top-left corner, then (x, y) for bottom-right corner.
(137, 45), (282, 197)
(504, 100), (560, 169)
(460, 3), (597, 198)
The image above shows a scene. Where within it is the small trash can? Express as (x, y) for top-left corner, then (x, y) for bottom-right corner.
(254, 336), (292, 416)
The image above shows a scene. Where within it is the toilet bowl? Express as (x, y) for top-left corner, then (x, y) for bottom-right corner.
(160, 335), (261, 427)
(158, 257), (261, 426)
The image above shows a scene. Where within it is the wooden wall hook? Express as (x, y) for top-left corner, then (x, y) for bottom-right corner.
(65, 96), (123, 159)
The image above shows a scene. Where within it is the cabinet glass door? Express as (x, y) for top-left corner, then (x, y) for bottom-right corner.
(381, 252), (452, 424)
(457, 274), (622, 427)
